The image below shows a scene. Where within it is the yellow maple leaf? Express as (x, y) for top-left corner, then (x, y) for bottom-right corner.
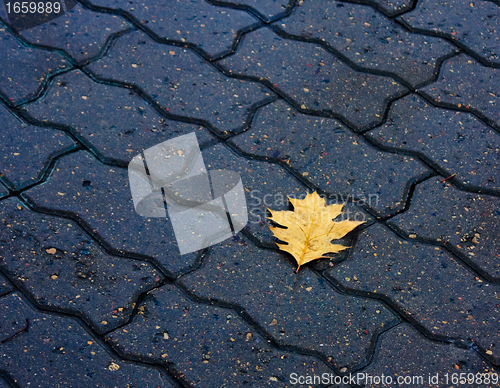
(267, 191), (364, 272)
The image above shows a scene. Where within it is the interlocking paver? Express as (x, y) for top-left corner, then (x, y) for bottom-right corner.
(107, 283), (332, 387)
(367, 94), (500, 191)
(388, 177), (500, 278)
(419, 54), (500, 128)
(331, 223), (500, 363)
(401, 0), (500, 64)
(180, 236), (398, 370)
(24, 69), (214, 164)
(362, 323), (493, 385)
(230, 100), (429, 217)
(87, 0), (257, 57)
(87, 30), (271, 133)
(0, 272), (12, 296)
(0, 292), (171, 388)
(0, 197), (162, 333)
(280, 0), (455, 87)
(19, 4), (131, 63)
(0, 103), (74, 190)
(22, 151), (200, 274)
(219, 27), (407, 129)
(221, 0), (290, 20)
(0, 28), (69, 104)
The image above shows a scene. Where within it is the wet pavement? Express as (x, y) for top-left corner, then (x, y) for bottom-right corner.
(1, 0), (499, 387)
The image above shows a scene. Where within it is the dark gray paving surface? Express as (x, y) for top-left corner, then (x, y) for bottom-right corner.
(224, 0), (291, 20)
(219, 27), (407, 130)
(279, 0), (455, 87)
(0, 272), (12, 297)
(331, 223), (500, 364)
(0, 103), (75, 190)
(1, 0), (500, 386)
(389, 177), (500, 279)
(23, 150), (202, 274)
(180, 237), (398, 371)
(0, 293), (171, 388)
(401, 0), (500, 64)
(363, 323), (493, 383)
(107, 283), (332, 387)
(420, 54), (500, 130)
(0, 197), (163, 333)
(0, 28), (69, 104)
(87, 29), (272, 134)
(231, 99), (430, 217)
(19, 4), (131, 63)
(0, 183), (7, 199)
(87, 0), (258, 57)
(367, 94), (500, 192)
(24, 69), (214, 164)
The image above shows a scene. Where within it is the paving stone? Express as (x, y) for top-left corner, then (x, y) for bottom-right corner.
(389, 177), (500, 278)
(180, 236), (398, 370)
(0, 103), (74, 190)
(24, 69), (214, 164)
(23, 150), (200, 274)
(362, 323), (493, 386)
(19, 4), (131, 63)
(401, 0), (500, 64)
(420, 54), (500, 128)
(280, 0), (455, 87)
(219, 28), (407, 129)
(330, 223), (500, 363)
(87, 30), (271, 133)
(230, 100), (429, 217)
(367, 94), (500, 191)
(107, 283), (332, 387)
(0, 197), (162, 334)
(88, 0), (257, 57)
(0, 272), (12, 296)
(0, 377), (9, 388)
(0, 292), (171, 388)
(0, 28), (69, 104)
(224, 0), (290, 20)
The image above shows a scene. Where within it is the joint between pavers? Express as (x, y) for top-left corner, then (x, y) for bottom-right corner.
(395, 18), (500, 69)
(336, 0), (418, 18)
(411, 49), (464, 91)
(416, 89), (500, 134)
(80, 65), (267, 145)
(207, 0), (297, 24)
(16, 191), (177, 281)
(0, 145), (81, 194)
(78, 0), (266, 62)
(0, 369), (21, 388)
(0, 279), (182, 386)
(322, 268), (485, 353)
(385, 222), (500, 284)
(270, 24), (415, 90)
(173, 273), (344, 375)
